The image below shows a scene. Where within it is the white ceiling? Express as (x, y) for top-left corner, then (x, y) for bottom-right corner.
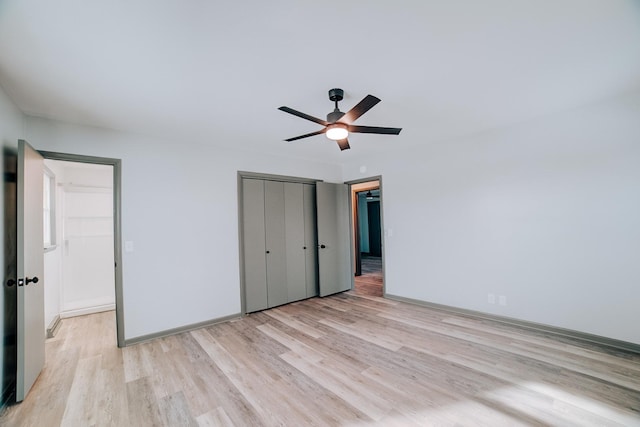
(1, 1), (639, 163)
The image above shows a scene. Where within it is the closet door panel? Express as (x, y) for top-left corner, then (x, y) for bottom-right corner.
(303, 184), (318, 297)
(284, 182), (307, 302)
(264, 180), (288, 307)
(316, 182), (352, 297)
(242, 179), (268, 312)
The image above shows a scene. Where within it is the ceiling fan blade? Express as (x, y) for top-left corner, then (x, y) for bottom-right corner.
(336, 138), (350, 151)
(339, 95), (380, 124)
(348, 125), (402, 135)
(278, 106), (328, 126)
(284, 129), (326, 142)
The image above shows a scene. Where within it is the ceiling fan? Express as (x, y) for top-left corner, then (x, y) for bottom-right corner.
(365, 190), (380, 200)
(278, 88), (402, 151)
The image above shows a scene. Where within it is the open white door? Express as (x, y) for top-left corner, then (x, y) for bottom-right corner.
(16, 140), (45, 402)
(316, 182), (352, 297)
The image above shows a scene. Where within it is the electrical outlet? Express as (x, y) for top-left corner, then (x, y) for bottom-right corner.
(488, 293), (496, 304)
(499, 295), (507, 306)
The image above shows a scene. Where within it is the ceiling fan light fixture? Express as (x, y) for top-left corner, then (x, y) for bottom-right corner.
(325, 123), (348, 141)
(279, 89), (401, 150)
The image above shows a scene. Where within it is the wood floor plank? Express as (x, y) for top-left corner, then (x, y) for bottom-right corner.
(196, 407), (235, 427)
(280, 350), (386, 422)
(184, 331), (264, 424)
(262, 307), (326, 339)
(125, 377), (165, 427)
(379, 308), (639, 387)
(158, 391), (199, 427)
(319, 317), (403, 351)
(95, 350), (129, 427)
(442, 316), (640, 369)
(0, 343), (80, 427)
(122, 341), (154, 383)
(256, 323), (324, 362)
(60, 355), (101, 426)
(197, 326), (310, 425)
(2, 298), (639, 427)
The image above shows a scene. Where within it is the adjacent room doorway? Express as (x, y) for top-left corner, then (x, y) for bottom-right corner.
(349, 178), (384, 297)
(13, 145), (123, 403)
(40, 151), (124, 348)
(42, 159), (117, 338)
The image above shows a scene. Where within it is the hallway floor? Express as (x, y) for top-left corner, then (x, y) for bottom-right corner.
(353, 254), (383, 297)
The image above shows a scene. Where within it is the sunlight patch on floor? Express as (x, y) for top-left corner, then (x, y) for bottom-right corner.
(343, 381), (640, 426)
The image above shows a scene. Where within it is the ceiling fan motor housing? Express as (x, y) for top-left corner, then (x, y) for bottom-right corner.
(328, 88), (344, 102)
(327, 110), (345, 123)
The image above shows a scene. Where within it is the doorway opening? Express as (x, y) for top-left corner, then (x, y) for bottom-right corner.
(40, 151), (124, 347)
(350, 179), (384, 297)
(43, 159), (116, 336)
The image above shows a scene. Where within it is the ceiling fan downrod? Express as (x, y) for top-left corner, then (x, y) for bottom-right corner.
(327, 88), (345, 122)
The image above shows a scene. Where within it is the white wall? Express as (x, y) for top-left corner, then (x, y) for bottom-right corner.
(343, 91), (640, 345)
(18, 88), (640, 347)
(0, 84), (24, 403)
(61, 184), (115, 315)
(25, 117), (342, 340)
(43, 160), (64, 330)
(43, 244), (62, 328)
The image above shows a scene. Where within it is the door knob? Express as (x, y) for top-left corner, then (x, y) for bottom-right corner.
(319, 244), (326, 249)
(25, 277), (39, 285)
(266, 250), (270, 254)
(6, 279), (16, 287)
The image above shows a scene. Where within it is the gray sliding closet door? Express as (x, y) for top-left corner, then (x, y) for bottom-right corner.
(284, 183), (307, 302)
(303, 184), (318, 297)
(264, 180), (288, 307)
(316, 182), (352, 297)
(242, 179), (268, 312)
(242, 176), (320, 313)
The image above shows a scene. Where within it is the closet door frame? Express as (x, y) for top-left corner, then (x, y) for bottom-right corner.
(237, 172), (320, 315)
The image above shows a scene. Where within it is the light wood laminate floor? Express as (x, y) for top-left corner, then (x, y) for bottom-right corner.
(2, 293), (639, 426)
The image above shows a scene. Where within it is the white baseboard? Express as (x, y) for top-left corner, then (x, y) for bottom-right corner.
(46, 315), (62, 338)
(60, 303), (115, 319)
